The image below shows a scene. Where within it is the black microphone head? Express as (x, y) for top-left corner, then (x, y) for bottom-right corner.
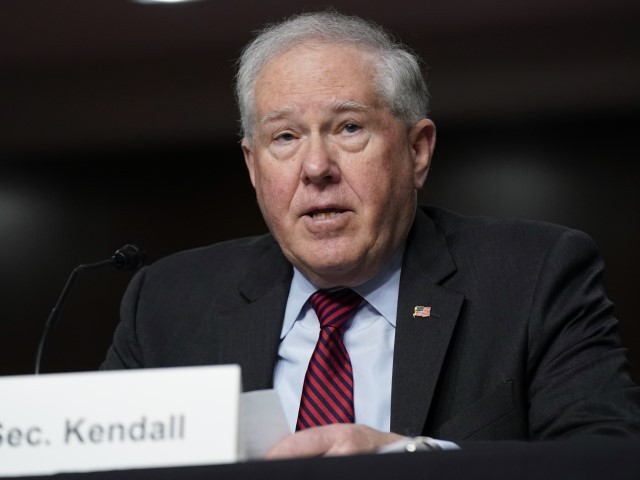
(112, 244), (145, 270)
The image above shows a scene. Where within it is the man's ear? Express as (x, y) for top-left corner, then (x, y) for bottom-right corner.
(409, 119), (436, 190)
(241, 138), (257, 188)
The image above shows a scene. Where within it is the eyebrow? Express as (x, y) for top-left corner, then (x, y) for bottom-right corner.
(260, 107), (294, 125)
(329, 99), (373, 113)
(259, 99), (373, 125)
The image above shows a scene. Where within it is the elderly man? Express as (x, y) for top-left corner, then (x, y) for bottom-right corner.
(101, 10), (640, 457)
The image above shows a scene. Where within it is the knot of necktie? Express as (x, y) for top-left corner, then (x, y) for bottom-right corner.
(310, 288), (363, 330)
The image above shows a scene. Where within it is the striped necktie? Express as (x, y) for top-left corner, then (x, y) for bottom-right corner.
(296, 288), (363, 431)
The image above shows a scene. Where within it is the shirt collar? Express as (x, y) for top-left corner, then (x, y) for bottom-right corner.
(280, 246), (404, 339)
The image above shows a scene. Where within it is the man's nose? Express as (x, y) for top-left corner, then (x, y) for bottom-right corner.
(300, 136), (341, 185)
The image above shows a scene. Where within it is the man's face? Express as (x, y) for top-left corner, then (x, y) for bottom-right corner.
(242, 43), (435, 288)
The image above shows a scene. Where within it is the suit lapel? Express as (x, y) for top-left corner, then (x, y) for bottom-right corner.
(216, 238), (293, 392)
(391, 209), (464, 435)
(236, 280), (291, 391)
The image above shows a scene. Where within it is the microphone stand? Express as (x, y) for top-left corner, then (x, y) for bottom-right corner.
(34, 245), (144, 375)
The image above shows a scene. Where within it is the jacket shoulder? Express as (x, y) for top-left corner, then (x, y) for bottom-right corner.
(423, 205), (597, 251)
(152, 233), (277, 269)
(137, 233), (285, 294)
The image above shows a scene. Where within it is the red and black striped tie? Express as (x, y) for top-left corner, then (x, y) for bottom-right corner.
(296, 288), (363, 431)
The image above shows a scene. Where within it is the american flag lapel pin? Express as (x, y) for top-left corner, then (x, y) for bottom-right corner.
(413, 305), (432, 318)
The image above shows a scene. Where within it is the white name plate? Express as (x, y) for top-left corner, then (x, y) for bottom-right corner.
(0, 365), (242, 477)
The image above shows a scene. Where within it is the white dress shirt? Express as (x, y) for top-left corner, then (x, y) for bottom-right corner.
(273, 248), (403, 432)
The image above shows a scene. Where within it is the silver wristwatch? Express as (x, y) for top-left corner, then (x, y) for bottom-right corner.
(378, 436), (442, 453)
(404, 436), (442, 452)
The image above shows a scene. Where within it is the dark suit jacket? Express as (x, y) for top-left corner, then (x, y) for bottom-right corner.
(101, 206), (640, 441)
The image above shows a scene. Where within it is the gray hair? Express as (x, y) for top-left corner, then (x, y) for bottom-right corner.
(235, 10), (430, 142)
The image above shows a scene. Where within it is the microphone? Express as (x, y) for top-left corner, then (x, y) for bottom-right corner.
(112, 244), (145, 270)
(34, 244), (146, 375)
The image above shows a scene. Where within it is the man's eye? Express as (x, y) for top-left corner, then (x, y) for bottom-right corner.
(275, 132), (295, 142)
(342, 123), (360, 134)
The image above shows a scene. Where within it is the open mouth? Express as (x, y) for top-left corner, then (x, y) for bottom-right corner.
(305, 208), (348, 220)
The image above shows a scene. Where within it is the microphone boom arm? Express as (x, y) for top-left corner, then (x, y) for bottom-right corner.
(34, 245), (144, 375)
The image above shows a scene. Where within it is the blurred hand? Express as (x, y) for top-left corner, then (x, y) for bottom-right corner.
(265, 423), (406, 459)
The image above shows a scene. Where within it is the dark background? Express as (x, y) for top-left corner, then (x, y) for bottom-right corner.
(1, 0), (639, 383)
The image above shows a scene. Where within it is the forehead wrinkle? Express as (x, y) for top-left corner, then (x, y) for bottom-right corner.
(260, 107), (294, 125)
